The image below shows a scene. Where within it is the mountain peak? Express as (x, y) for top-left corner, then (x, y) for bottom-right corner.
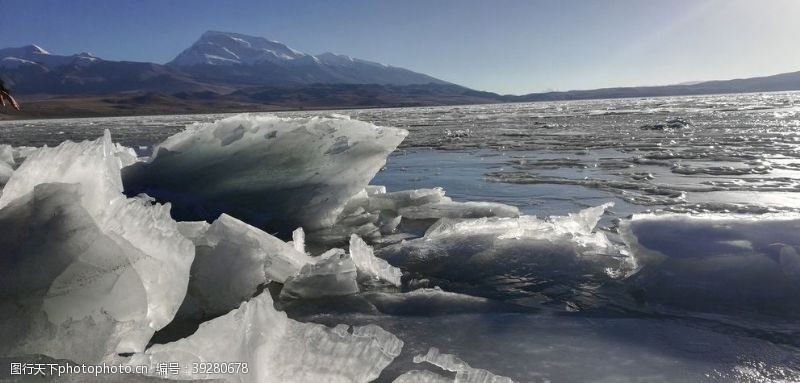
(26, 44), (49, 55)
(169, 31), (308, 67)
(0, 44), (103, 69)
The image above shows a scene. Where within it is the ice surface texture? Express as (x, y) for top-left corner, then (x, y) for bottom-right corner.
(0, 132), (193, 362)
(122, 114), (408, 232)
(133, 292), (403, 383)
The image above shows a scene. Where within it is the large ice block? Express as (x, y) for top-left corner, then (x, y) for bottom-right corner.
(122, 114), (408, 231)
(0, 132), (193, 362)
(0, 183), (192, 362)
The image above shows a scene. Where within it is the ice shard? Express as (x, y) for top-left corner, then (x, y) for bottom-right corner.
(122, 114), (408, 231)
(183, 214), (314, 315)
(132, 291), (403, 383)
(350, 234), (402, 286)
(280, 249), (360, 300)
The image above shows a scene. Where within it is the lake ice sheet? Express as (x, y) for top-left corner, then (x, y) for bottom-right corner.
(1, 93), (800, 382)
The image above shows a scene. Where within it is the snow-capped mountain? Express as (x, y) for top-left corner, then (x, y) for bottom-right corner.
(169, 31), (308, 66)
(168, 31), (448, 86)
(0, 31), (449, 96)
(0, 45), (99, 69)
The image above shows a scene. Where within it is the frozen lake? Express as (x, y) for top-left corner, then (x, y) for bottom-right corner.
(2, 92), (799, 382)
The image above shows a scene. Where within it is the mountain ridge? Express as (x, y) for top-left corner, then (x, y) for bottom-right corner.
(1, 31), (800, 119)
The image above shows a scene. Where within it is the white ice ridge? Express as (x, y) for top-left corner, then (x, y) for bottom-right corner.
(394, 347), (515, 383)
(122, 113), (408, 230)
(183, 214), (314, 316)
(132, 292), (403, 383)
(0, 132), (193, 362)
(350, 234), (402, 286)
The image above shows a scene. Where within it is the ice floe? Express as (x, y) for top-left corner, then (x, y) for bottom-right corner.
(378, 203), (632, 297)
(621, 212), (800, 317)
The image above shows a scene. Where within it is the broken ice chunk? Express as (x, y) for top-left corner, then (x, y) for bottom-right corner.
(122, 114), (408, 231)
(350, 234), (403, 287)
(398, 201), (520, 220)
(0, 132), (194, 361)
(548, 202), (613, 235)
(306, 218), (382, 247)
(132, 291), (403, 383)
(378, 204), (631, 304)
(176, 220), (211, 243)
(0, 183), (193, 362)
(291, 227), (306, 254)
(186, 214), (314, 315)
(280, 249), (359, 300)
(411, 347), (516, 383)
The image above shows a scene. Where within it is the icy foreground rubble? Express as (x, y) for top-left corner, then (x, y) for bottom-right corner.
(122, 114), (408, 231)
(132, 292), (403, 383)
(6, 112), (739, 382)
(0, 132), (193, 362)
(0, 123), (411, 381)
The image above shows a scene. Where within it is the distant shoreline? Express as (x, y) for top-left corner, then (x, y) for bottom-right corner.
(3, 88), (799, 122)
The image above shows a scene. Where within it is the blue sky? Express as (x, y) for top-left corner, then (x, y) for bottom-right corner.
(1, 0), (799, 94)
